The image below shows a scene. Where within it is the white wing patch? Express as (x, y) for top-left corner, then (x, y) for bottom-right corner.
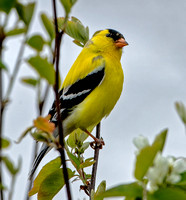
(62, 89), (91, 100)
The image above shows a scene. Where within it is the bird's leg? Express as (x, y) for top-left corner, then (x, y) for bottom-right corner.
(84, 129), (105, 149)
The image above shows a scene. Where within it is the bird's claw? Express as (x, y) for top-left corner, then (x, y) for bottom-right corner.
(90, 138), (105, 149)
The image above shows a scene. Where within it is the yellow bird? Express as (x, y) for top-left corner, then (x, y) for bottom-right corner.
(29, 29), (128, 178)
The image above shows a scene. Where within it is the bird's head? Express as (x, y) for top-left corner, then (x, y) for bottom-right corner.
(87, 29), (128, 57)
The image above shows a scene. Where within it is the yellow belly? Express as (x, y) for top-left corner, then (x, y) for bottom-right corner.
(63, 58), (124, 133)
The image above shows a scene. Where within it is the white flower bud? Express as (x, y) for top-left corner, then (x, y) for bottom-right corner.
(166, 173), (181, 184)
(154, 153), (169, 178)
(149, 182), (159, 192)
(172, 158), (186, 174)
(167, 156), (175, 166)
(146, 152), (170, 191)
(133, 135), (149, 150)
(146, 167), (158, 183)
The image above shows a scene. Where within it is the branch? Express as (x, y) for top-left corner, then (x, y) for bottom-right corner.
(4, 34), (27, 102)
(52, 0), (72, 199)
(25, 84), (50, 200)
(0, 72), (4, 200)
(0, 11), (32, 200)
(25, 141), (39, 200)
(89, 123), (101, 198)
(8, 175), (16, 200)
(38, 84), (50, 114)
(0, 26), (5, 200)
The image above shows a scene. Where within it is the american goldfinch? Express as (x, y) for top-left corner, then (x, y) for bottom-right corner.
(29, 29), (128, 178)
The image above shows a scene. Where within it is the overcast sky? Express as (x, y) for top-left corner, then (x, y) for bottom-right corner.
(3, 0), (186, 199)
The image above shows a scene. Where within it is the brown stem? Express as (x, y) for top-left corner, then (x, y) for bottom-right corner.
(52, 0), (72, 199)
(0, 70), (4, 200)
(89, 123), (101, 198)
(0, 26), (5, 200)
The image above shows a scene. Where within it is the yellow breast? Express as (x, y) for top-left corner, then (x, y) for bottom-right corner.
(66, 54), (124, 131)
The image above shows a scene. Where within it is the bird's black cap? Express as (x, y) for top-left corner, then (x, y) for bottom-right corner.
(106, 29), (124, 41)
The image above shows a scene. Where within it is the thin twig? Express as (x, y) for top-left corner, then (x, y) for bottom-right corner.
(25, 84), (50, 200)
(8, 175), (16, 200)
(89, 123), (101, 198)
(0, 16), (30, 200)
(0, 72), (4, 200)
(4, 34), (27, 101)
(38, 84), (50, 113)
(25, 141), (39, 200)
(0, 73), (4, 200)
(0, 26), (5, 200)
(142, 182), (147, 200)
(52, 0), (72, 199)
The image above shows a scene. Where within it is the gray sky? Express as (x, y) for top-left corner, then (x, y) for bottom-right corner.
(3, 0), (186, 199)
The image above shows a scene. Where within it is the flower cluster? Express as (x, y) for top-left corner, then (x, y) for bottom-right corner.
(133, 135), (186, 192)
(147, 153), (186, 191)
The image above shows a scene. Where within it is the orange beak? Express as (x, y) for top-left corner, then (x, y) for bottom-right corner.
(115, 38), (128, 48)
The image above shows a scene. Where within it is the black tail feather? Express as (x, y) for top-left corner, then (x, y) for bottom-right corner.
(28, 146), (49, 180)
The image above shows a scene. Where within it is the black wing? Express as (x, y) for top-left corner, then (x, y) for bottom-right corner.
(49, 57), (105, 123)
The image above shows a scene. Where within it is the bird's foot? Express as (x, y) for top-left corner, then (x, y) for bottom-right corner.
(90, 138), (105, 149)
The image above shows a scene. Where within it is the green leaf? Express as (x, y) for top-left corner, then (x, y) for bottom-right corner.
(2, 156), (21, 175)
(150, 187), (186, 200)
(15, 2), (35, 26)
(134, 129), (168, 180)
(60, 0), (71, 14)
(27, 35), (45, 51)
(6, 28), (26, 36)
(152, 129), (167, 152)
(0, 60), (8, 71)
(97, 182), (143, 198)
(73, 39), (84, 47)
(29, 157), (61, 196)
(91, 190), (96, 200)
(93, 181), (106, 200)
(79, 142), (90, 153)
(0, 183), (7, 190)
(71, 0), (77, 4)
(15, 157), (22, 174)
(58, 17), (89, 46)
(40, 13), (55, 40)
(67, 131), (77, 148)
(2, 156), (16, 175)
(67, 130), (89, 149)
(1, 138), (10, 149)
(21, 77), (39, 87)
(0, 0), (16, 13)
(31, 131), (50, 143)
(59, 0), (77, 14)
(79, 158), (95, 169)
(96, 181), (106, 195)
(67, 151), (81, 170)
(76, 130), (89, 143)
(175, 102), (186, 125)
(38, 168), (75, 200)
(176, 172), (186, 187)
(27, 55), (55, 85)
(16, 126), (33, 144)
